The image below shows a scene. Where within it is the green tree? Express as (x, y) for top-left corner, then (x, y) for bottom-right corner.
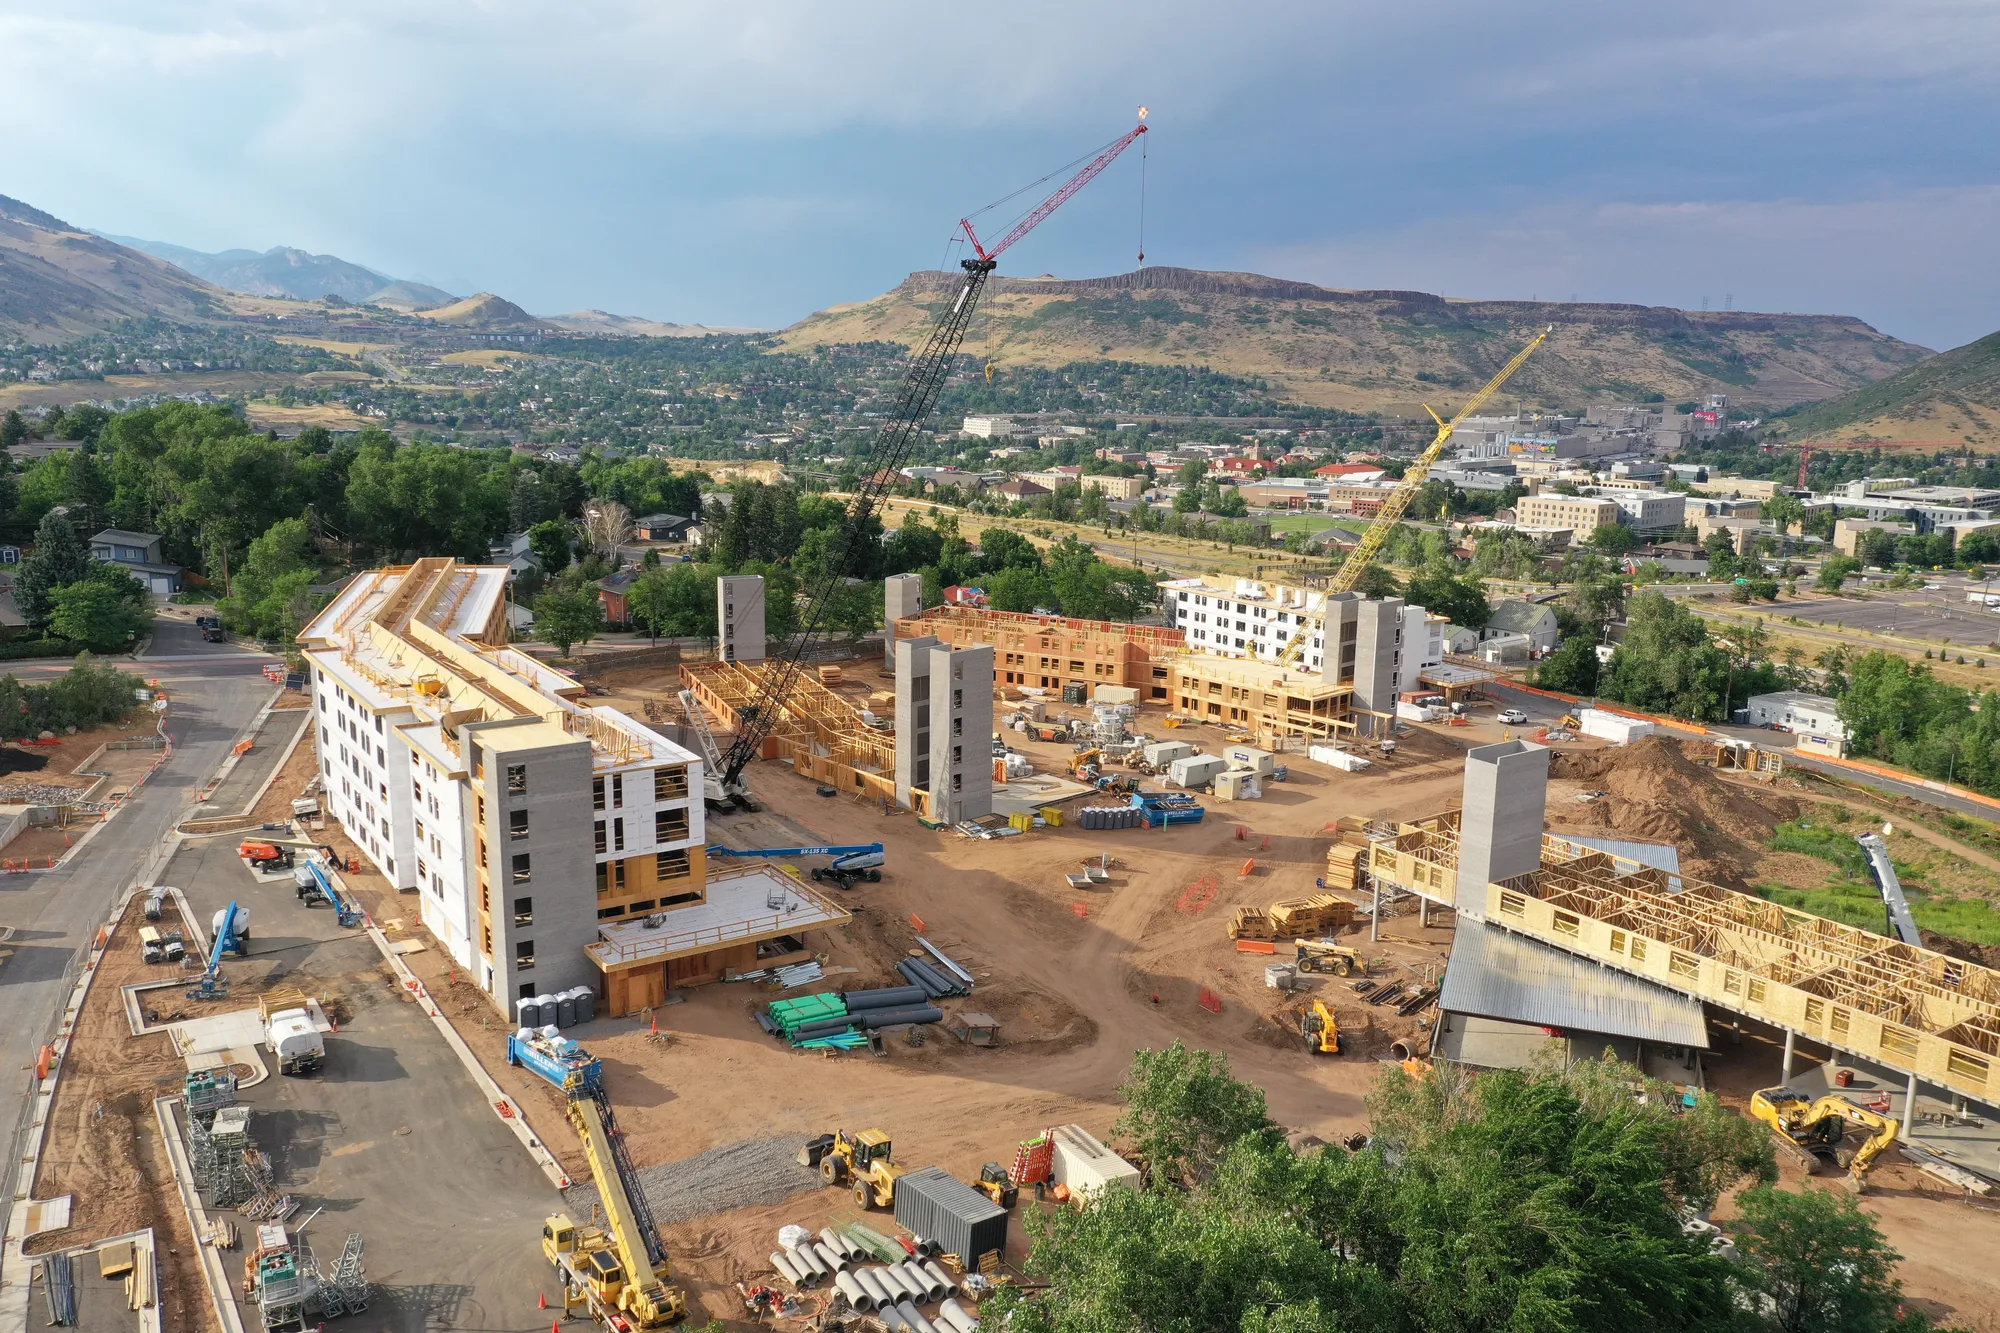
(0, 409), (26, 450)
(1730, 1185), (1936, 1333)
(16, 512), (93, 629)
(1403, 562), (1490, 629)
(1818, 555), (1862, 591)
(48, 577), (148, 652)
(1533, 634), (1602, 694)
(985, 564), (1056, 613)
(979, 526), (1041, 571)
(527, 519), (573, 575)
(1113, 1041), (1274, 1188)
(1704, 530), (1741, 579)
(533, 584), (601, 657)
(345, 432), (510, 560)
(218, 517), (322, 641)
(1589, 522), (1640, 555)
(1598, 590), (1739, 721)
(626, 565), (677, 644)
(1210, 485), (1248, 518)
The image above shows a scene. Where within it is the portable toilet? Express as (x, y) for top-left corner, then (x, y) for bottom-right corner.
(571, 985), (596, 1024)
(556, 991), (578, 1028)
(535, 995), (557, 1029)
(516, 996), (542, 1028)
(1221, 744), (1276, 777)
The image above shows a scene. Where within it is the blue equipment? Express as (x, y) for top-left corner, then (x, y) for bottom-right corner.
(708, 842), (885, 887)
(186, 900), (245, 1000)
(507, 1028), (604, 1096)
(294, 855), (364, 927)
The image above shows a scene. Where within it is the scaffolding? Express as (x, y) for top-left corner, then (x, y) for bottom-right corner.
(1368, 811), (2000, 1105)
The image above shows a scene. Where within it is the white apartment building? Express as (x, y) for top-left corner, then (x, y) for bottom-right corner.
(300, 558), (839, 1019)
(962, 415), (1016, 438)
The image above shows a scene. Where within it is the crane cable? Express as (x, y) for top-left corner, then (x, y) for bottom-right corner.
(1137, 131), (1148, 264)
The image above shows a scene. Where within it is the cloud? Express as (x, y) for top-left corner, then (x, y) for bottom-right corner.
(1254, 186), (2000, 350)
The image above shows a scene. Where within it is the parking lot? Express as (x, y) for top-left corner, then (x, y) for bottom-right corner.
(164, 839), (556, 1333)
(1791, 577), (2000, 649)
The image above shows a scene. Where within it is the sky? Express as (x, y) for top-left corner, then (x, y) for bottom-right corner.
(4, 1), (1998, 349)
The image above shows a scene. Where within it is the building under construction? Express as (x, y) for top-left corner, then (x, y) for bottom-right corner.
(890, 604), (1183, 699)
(1165, 654), (1358, 741)
(1369, 740), (2000, 1116)
(299, 557), (849, 1020)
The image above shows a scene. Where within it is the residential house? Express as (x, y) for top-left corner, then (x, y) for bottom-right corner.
(1481, 600), (1560, 654)
(633, 514), (701, 543)
(89, 528), (181, 597)
(598, 569), (640, 624)
(990, 478), (1051, 503)
(489, 532), (540, 582)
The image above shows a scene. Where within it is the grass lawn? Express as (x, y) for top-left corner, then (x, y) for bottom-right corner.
(1262, 513), (1363, 536)
(1758, 814), (2000, 944)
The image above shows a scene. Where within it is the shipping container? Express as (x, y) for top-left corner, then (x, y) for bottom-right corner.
(1092, 685), (1140, 705)
(1167, 754), (1228, 789)
(893, 1166), (1007, 1270)
(1049, 1124), (1141, 1200)
(1220, 745), (1276, 775)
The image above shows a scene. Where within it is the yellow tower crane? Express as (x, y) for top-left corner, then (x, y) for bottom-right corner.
(1275, 326), (1553, 668)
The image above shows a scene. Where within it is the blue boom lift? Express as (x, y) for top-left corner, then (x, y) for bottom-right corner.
(708, 843), (885, 888)
(187, 901), (246, 1000)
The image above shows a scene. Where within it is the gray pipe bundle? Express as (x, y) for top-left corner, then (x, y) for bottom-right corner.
(819, 1227), (857, 1262)
(814, 1241), (847, 1272)
(769, 1251), (804, 1287)
(842, 984), (929, 1011)
(939, 1297), (980, 1333)
(922, 1259), (957, 1297)
(859, 1004), (944, 1030)
(854, 1266), (893, 1311)
(911, 1261), (948, 1300)
(788, 1242), (826, 1282)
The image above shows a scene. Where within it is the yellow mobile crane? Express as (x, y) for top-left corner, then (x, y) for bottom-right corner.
(1748, 1087), (1900, 1188)
(1276, 327), (1553, 668)
(543, 1093), (686, 1328)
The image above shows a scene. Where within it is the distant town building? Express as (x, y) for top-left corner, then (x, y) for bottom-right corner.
(962, 415), (1016, 438)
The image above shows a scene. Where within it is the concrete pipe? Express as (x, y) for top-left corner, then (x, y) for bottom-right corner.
(902, 1262), (940, 1301)
(894, 1301), (941, 1333)
(939, 1297), (981, 1333)
(789, 1243), (827, 1283)
(834, 1269), (872, 1312)
(876, 1305), (905, 1333)
(841, 985), (929, 1011)
(815, 1241), (848, 1272)
(910, 1235), (939, 1259)
(875, 1265), (915, 1301)
(769, 1251), (804, 1288)
(819, 1227), (855, 1261)
(1389, 1039), (1416, 1062)
(922, 1260), (958, 1298)
(910, 1262), (948, 1300)
(853, 1266), (893, 1311)
(886, 1264), (927, 1301)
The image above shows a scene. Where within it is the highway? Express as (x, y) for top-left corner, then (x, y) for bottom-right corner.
(0, 620), (278, 1269)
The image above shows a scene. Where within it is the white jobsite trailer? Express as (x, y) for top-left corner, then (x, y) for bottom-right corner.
(1049, 1124), (1140, 1201)
(1167, 754), (1228, 789)
(1576, 708), (1656, 744)
(1220, 744), (1276, 776)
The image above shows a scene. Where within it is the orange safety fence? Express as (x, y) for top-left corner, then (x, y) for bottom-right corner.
(1235, 940), (1276, 954)
(909, 913), (927, 933)
(233, 739), (254, 756)
(1240, 858), (1256, 876)
(1176, 875), (1218, 914)
(1197, 987), (1223, 1014)
(1071, 903), (1089, 919)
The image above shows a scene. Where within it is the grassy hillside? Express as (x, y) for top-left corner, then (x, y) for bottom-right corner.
(1780, 328), (2000, 448)
(413, 291), (547, 329)
(0, 194), (224, 338)
(779, 266), (1929, 413)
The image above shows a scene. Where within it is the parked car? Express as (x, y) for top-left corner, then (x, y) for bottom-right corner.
(1497, 708), (1528, 725)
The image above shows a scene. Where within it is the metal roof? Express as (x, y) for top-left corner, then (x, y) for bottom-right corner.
(1439, 922), (1710, 1048)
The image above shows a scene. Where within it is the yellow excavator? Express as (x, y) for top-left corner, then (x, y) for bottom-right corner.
(543, 1095), (686, 1328)
(1749, 1087), (1899, 1188)
(1300, 999), (1340, 1055)
(808, 1128), (905, 1209)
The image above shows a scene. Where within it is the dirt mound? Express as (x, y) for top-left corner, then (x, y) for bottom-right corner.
(1921, 928), (2000, 970)
(1547, 736), (1799, 888)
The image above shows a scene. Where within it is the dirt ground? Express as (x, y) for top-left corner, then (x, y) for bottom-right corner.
(239, 666), (2000, 1327)
(0, 724), (169, 862)
(24, 892), (211, 1333)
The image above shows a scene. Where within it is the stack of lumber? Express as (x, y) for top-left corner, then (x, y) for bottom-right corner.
(1325, 843), (1367, 892)
(1269, 893), (1353, 938)
(1227, 906), (1275, 941)
(817, 666), (844, 685)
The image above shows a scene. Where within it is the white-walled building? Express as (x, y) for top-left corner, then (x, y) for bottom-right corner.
(1744, 691), (1847, 754)
(300, 558), (840, 1019)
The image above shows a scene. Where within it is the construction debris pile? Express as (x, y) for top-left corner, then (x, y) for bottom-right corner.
(769, 1222), (983, 1332)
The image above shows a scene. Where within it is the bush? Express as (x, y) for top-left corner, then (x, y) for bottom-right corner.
(0, 655), (139, 740)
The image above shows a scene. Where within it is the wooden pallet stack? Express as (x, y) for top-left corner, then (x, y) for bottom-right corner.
(1227, 906), (1276, 941)
(1269, 894), (1353, 938)
(1325, 816), (1373, 894)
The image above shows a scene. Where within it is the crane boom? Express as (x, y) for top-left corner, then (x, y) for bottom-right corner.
(1274, 326), (1551, 668)
(716, 121), (1150, 792)
(567, 1092), (681, 1319)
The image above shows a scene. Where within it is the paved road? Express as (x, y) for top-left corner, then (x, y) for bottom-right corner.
(0, 618), (276, 1273)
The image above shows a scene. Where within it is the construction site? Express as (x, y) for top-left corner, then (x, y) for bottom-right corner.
(13, 129), (2000, 1333)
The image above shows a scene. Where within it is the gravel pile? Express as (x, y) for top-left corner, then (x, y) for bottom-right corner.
(563, 1136), (822, 1225)
(0, 783), (106, 809)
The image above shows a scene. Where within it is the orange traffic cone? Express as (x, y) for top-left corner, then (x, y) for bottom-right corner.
(539, 1294), (547, 1311)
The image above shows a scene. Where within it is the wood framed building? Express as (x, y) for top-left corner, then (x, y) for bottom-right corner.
(1166, 654), (1355, 740)
(891, 604), (1183, 699)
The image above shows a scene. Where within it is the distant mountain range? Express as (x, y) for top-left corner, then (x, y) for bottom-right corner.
(1782, 327), (2000, 449)
(0, 194), (224, 339)
(101, 234), (458, 309)
(782, 266), (1935, 413)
